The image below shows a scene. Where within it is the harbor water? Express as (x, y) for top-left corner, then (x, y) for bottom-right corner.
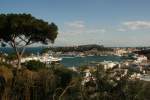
(60, 55), (124, 67)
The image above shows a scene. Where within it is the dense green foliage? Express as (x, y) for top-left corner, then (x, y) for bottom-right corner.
(0, 13), (58, 44)
(23, 60), (46, 71)
(0, 64), (150, 100)
(42, 44), (113, 53)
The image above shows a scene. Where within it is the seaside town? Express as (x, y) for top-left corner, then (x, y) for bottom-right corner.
(1, 0), (150, 100)
(1, 46), (150, 82)
(1, 42), (150, 100)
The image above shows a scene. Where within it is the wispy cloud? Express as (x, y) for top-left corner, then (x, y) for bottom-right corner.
(64, 20), (106, 34)
(117, 28), (126, 32)
(87, 29), (106, 33)
(65, 20), (85, 29)
(122, 21), (150, 30)
(55, 20), (107, 46)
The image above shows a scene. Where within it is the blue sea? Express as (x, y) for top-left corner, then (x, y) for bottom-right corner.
(60, 55), (124, 67)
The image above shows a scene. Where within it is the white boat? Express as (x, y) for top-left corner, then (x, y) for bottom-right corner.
(21, 54), (62, 64)
(87, 54), (94, 56)
(39, 56), (62, 63)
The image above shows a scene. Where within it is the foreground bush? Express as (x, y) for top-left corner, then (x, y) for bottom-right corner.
(23, 60), (46, 71)
(0, 64), (150, 100)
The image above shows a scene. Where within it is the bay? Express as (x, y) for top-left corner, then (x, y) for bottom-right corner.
(0, 47), (124, 67)
(60, 55), (124, 67)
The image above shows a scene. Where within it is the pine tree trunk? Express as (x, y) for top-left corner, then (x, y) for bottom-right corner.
(11, 53), (22, 99)
(16, 54), (22, 69)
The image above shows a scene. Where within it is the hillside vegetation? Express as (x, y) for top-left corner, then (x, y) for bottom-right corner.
(0, 63), (150, 100)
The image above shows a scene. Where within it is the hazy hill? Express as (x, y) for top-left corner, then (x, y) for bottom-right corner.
(43, 44), (113, 52)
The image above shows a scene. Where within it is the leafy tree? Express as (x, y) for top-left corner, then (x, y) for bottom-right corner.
(0, 13), (58, 69)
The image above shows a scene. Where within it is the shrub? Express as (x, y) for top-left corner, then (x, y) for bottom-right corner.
(23, 60), (46, 71)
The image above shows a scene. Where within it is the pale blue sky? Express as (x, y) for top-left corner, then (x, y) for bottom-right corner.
(0, 0), (150, 47)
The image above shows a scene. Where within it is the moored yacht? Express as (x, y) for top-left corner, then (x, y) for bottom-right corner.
(21, 54), (62, 64)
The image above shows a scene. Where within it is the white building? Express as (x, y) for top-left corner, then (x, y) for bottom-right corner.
(134, 55), (147, 63)
(100, 61), (119, 70)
